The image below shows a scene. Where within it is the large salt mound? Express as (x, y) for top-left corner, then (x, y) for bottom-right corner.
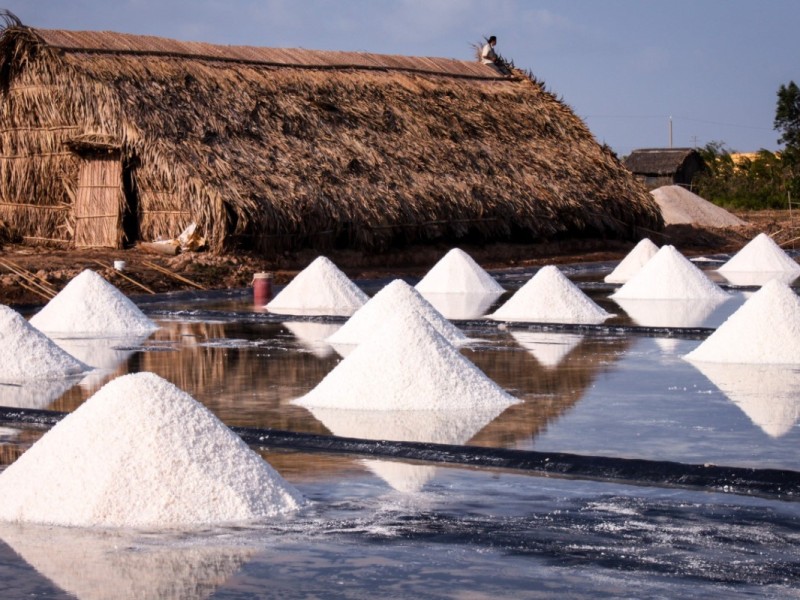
(326, 279), (467, 347)
(718, 232), (800, 275)
(650, 185), (746, 227)
(0, 372), (303, 527)
(0, 305), (87, 382)
(683, 279), (800, 364)
(415, 248), (504, 294)
(489, 265), (613, 324)
(611, 245), (729, 300)
(29, 270), (158, 335)
(266, 256), (368, 316)
(604, 238), (659, 284)
(296, 311), (519, 411)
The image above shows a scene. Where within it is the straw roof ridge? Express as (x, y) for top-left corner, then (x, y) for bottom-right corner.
(0, 22), (663, 254)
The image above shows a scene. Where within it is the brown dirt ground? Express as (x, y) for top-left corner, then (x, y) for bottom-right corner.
(0, 209), (796, 308)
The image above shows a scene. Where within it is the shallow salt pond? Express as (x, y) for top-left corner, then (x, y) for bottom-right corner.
(2, 258), (800, 597)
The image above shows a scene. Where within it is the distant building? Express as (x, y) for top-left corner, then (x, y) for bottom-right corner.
(623, 148), (706, 191)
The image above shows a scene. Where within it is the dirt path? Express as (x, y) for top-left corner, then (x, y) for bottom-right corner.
(0, 210), (793, 308)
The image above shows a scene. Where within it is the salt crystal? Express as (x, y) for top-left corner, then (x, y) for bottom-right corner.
(266, 256), (368, 316)
(611, 245), (728, 300)
(326, 279), (467, 347)
(0, 372), (303, 527)
(604, 238), (659, 283)
(415, 248), (505, 294)
(683, 279), (800, 364)
(296, 310), (519, 410)
(0, 305), (87, 382)
(489, 265), (613, 324)
(718, 232), (800, 275)
(29, 270), (158, 334)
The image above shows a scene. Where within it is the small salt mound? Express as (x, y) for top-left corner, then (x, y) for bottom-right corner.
(415, 248), (504, 295)
(326, 279), (467, 347)
(718, 232), (800, 275)
(650, 185), (746, 227)
(489, 265), (613, 324)
(604, 238), (659, 284)
(0, 372), (303, 527)
(266, 256), (368, 316)
(611, 245), (729, 300)
(29, 270), (158, 334)
(683, 279), (800, 364)
(0, 305), (87, 382)
(296, 311), (519, 411)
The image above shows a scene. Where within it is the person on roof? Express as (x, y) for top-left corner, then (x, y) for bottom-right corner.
(481, 36), (498, 66)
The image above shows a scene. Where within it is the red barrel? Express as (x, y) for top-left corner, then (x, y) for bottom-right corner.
(253, 272), (273, 305)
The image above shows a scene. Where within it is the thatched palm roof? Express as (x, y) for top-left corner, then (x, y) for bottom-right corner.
(624, 148), (701, 176)
(0, 24), (662, 253)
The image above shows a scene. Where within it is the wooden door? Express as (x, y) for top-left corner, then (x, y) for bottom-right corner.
(73, 155), (124, 248)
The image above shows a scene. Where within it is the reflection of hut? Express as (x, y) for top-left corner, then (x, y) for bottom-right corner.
(624, 148), (705, 190)
(466, 333), (630, 446)
(0, 18), (660, 253)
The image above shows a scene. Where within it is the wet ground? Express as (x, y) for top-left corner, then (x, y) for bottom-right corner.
(1, 256), (800, 598)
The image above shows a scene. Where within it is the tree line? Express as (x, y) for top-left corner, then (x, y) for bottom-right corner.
(694, 81), (800, 210)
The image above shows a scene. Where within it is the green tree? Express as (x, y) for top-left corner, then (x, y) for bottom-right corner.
(775, 81), (800, 150)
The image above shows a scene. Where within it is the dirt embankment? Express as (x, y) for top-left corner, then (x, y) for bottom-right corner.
(0, 210), (793, 308)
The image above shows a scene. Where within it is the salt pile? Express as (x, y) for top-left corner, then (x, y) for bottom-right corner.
(0, 523), (255, 600)
(29, 270), (158, 334)
(718, 232), (800, 276)
(611, 245), (728, 300)
(419, 291), (500, 320)
(650, 185), (746, 227)
(266, 256), (368, 316)
(296, 310), (519, 410)
(691, 362), (800, 438)
(415, 248), (504, 294)
(489, 265), (613, 324)
(0, 372), (303, 527)
(0, 304), (88, 382)
(326, 279), (467, 347)
(683, 279), (800, 364)
(614, 298), (726, 329)
(604, 238), (659, 284)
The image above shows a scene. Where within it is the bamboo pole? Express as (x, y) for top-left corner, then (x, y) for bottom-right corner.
(0, 258), (57, 298)
(16, 279), (53, 301)
(141, 260), (206, 290)
(90, 259), (156, 294)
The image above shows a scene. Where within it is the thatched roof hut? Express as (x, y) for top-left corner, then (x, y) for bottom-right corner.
(624, 147), (706, 191)
(0, 19), (661, 254)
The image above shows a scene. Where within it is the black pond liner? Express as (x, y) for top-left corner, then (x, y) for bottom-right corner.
(1, 405), (797, 502)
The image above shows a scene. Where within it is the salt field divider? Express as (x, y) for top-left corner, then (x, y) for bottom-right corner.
(147, 309), (714, 340)
(1, 405), (797, 501)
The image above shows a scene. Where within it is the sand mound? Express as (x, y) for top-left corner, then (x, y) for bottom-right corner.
(0, 305), (88, 382)
(604, 238), (659, 284)
(266, 256), (368, 316)
(490, 265), (613, 324)
(415, 248), (504, 295)
(651, 185), (746, 227)
(0, 372), (303, 527)
(327, 279), (466, 347)
(611, 245), (728, 300)
(683, 279), (800, 364)
(296, 311), (519, 411)
(29, 270), (158, 334)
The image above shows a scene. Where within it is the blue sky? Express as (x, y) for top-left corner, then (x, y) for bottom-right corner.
(13, 0), (799, 156)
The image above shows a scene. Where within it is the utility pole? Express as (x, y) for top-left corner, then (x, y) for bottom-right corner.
(669, 116), (673, 148)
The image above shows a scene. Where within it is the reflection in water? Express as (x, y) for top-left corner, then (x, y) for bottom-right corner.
(613, 297), (726, 329)
(417, 291), (503, 320)
(0, 523), (255, 600)
(0, 377), (80, 410)
(301, 404), (512, 492)
(691, 362), (800, 438)
(282, 321), (341, 359)
(510, 331), (583, 368)
(717, 270), (798, 287)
